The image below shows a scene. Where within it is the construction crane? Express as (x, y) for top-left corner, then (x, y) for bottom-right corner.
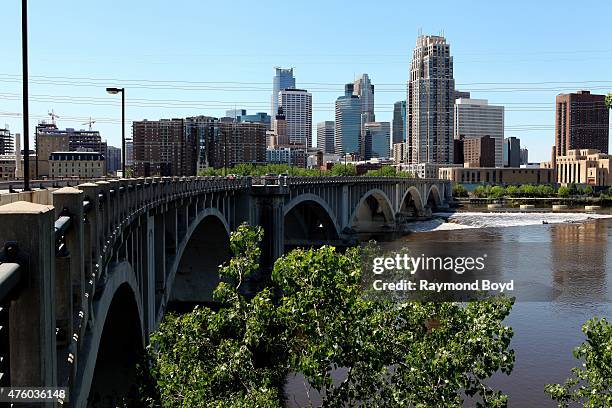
(82, 117), (96, 130)
(48, 109), (60, 125)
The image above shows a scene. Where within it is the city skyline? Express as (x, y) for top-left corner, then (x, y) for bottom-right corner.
(1, 0), (612, 163)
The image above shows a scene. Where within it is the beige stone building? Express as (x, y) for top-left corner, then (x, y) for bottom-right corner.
(49, 152), (105, 179)
(37, 132), (69, 176)
(0, 155), (36, 181)
(0, 155), (16, 180)
(439, 166), (554, 185)
(556, 149), (612, 186)
(392, 142), (406, 164)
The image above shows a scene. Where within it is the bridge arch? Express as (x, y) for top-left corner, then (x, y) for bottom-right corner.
(348, 189), (395, 232)
(426, 184), (443, 210)
(169, 208), (231, 306)
(284, 194), (341, 246)
(399, 186), (425, 216)
(75, 261), (144, 408)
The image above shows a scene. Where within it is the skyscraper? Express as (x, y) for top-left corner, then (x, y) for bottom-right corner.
(520, 147), (529, 165)
(463, 135), (496, 167)
(335, 86), (361, 156)
(106, 145), (121, 174)
(554, 90), (609, 158)
(317, 121), (335, 154)
(0, 127), (14, 156)
(132, 118), (199, 177)
(454, 98), (504, 167)
(278, 88), (312, 147)
(504, 137), (521, 167)
(273, 107), (288, 146)
(392, 101), (406, 144)
(271, 67), (296, 120)
(364, 122), (391, 159)
(353, 74), (375, 124)
(408, 35), (455, 164)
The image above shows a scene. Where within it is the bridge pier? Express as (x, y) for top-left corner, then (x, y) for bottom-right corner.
(0, 202), (57, 404)
(251, 185), (288, 272)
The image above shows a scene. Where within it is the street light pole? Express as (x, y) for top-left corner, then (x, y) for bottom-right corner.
(22, 0), (30, 190)
(106, 87), (125, 176)
(121, 89), (125, 175)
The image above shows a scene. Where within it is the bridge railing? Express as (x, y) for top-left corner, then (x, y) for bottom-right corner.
(0, 175), (253, 397)
(283, 176), (448, 186)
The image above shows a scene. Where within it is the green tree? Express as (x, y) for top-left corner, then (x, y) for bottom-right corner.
(558, 186), (570, 198)
(568, 183), (578, 196)
(537, 184), (555, 197)
(583, 185), (594, 196)
(545, 317), (611, 408)
(142, 225), (516, 407)
(490, 185), (506, 199)
(364, 166), (412, 178)
(330, 162), (357, 176)
(505, 185), (519, 197)
(452, 183), (469, 197)
(605, 93), (612, 110)
(473, 185), (490, 198)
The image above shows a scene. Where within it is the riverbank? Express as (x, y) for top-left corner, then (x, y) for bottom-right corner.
(456, 196), (612, 207)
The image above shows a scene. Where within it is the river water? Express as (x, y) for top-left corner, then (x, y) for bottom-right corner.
(285, 211), (612, 407)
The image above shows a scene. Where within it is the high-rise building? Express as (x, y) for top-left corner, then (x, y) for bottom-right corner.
(454, 90), (471, 100)
(554, 91), (609, 159)
(0, 127), (14, 156)
(226, 109), (272, 130)
(453, 136), (464, 165)
(392, 101), (407, 145)
(364, 122), (391, 159)
(226, 109), (247, 120)
(392, 142), (407, 163)
(278, 88), (312, 147)
(273, 107), (288, 146)
(317, 121), (335, 154)
(352, 74), (375, 124)
(186, 116), (266, 170)
(106, 146), (121, 174)
(271, 67), (296, 124)
(454, 98), (504, 167)
(504, 137), (521, 167)
(463, 135), (496, 167)
(125, 138), (134, 167)
(203, 121), (266, 169)
(132, 118), (198, 177)
(335, 86), (361, 156)
(240, 112), (271, 130)
(408, 35), (455, 164)
(520, 147), (529, 165)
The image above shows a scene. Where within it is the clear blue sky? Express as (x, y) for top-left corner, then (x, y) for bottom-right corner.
(1, 0), (611, 162)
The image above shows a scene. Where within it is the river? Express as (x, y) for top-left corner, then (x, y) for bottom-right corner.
(285, 210), (612, 407)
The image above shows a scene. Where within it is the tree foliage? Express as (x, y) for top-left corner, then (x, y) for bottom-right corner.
(329, 163), (357, 176)
(452, 183), (469, 197)
(364, 165), (413, 178)
(198, 163), (322, 177)
(142, 224), (516, 407)
(545, 317), (611, 408)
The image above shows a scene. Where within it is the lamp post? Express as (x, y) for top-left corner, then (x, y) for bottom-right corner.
(106, 87), (125, 176)
(22, 0), (30, 190)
